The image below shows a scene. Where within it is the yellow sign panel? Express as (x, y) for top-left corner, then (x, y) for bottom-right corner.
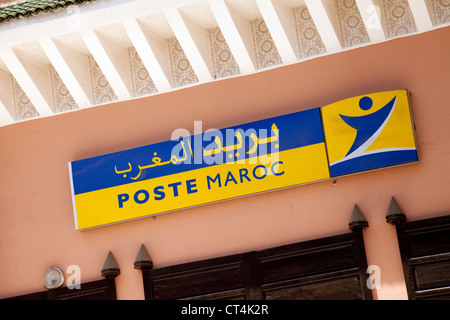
(73, 144), (329, 230)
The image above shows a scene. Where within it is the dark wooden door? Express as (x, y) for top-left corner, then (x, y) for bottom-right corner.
(139, 231), (372, 300)
(395, 215), (450, 300)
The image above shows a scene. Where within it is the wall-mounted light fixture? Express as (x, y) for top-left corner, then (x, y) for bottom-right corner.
(43, 267), (64, 289)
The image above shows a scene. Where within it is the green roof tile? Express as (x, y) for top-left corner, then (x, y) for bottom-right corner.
(0, 0), (96, 24)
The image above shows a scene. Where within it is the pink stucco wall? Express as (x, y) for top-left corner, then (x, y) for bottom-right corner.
(0, 27), (449, 300)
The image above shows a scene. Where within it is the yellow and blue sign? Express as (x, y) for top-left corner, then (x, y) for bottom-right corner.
(69, 90), (418, 230)
(69, 108), (330, 230)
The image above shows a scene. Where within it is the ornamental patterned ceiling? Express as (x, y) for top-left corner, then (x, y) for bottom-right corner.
(0, 0), (448, 126)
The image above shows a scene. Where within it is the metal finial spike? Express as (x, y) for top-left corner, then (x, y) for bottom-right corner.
(349, 204), (369, 231)
(134, 244), (153, 270)
(386, 197), (406, 225)
(101, 251), (120, 278)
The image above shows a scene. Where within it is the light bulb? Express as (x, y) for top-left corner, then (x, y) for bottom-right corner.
(43, 267), (64, 289)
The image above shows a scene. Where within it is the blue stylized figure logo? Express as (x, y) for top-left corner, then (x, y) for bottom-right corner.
(339, 96), (396, 157)
(327, 93), (418, 177)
